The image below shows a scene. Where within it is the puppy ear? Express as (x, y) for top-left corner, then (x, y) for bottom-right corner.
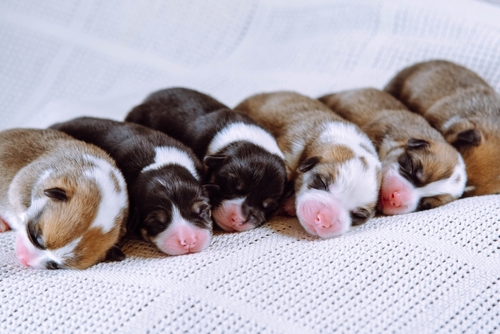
(104, 245), (126, 262)
(407, 138), (430, 149)
(297, 156), (320, 173)
(202, 183), (220, 196)
(453, 129), (481, 147)
(203, 155), (228, 168)
(43, 187), (68, 201)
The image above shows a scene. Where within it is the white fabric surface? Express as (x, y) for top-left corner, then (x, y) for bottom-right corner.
(1, 0), (499, 333)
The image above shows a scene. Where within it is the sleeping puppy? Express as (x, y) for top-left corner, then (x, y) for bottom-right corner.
(385, 60), (500, 197)
(126, 88), (287, 233)
(50, 117), (212, 256)
(319, 88), (467, 215)
(0, 128), (128, 269)
(235, 91), (381, 238)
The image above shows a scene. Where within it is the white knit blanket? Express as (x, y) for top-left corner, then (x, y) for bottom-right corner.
(1, 0), (499, 333)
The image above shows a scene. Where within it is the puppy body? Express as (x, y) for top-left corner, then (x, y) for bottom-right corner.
(385, 60), (500, 197)
(50, 117), (212, 256)
(319, 88), (466, 215)
(235, 92), (381, 238)
(0, 129), (128, 269)
(126, 88), (287, 233)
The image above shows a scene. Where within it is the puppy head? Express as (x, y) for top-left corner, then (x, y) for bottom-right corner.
(134, 167), (212, 255)
(458, 128), (500, 197)
(378, 138), (466, 215)
(204, 144), (287, 232)
(15, 156), (129, 269)
(294, 139), (381, 239)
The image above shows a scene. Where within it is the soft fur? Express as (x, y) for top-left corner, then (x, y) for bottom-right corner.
(50, 117), (212, 256)
(319, 88), (466, 215)
(385, 60), (500, 197)
(0, 128), (128, 269)
(126, 88), (287, 232)
(235, 91), (381, 239)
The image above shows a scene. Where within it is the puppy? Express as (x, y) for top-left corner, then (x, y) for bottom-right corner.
(50, 117), (212, 256)
(385, 60), (500, 197)
(235, 91), (381, 238)
(319, 88), (467, 215)
(126, 88), (287, 233)
(0, 128), (128, 269)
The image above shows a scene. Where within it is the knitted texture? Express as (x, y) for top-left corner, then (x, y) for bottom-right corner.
(1, 0), (500, 333)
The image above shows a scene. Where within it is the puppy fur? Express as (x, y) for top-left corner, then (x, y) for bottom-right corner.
(235, 91), (381, 238)
(126, 88), (287, 233)
(0, 128), (128, 269)
(319, 88), (466, 215)
(385, 60), (500, 197)
(50, 117), (212, 256)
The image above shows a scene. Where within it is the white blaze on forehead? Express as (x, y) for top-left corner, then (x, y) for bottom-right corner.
(330, 157), (380, 209)
(84, 154), (128, 234)
(142, 146), (199, 179)
(207, 122), (284, 159)
(415, 153), (467, 198)
(319, 121), (379, 160)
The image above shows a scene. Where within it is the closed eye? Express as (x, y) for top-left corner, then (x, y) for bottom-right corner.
(350, 208), (371, 226)
(398, 154), (424, 186)
(27, 221), (45, 250)
(309, 174), (329, 191)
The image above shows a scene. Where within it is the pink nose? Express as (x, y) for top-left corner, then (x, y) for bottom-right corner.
(179, 235), (198, 250)
(385, 191), (402, 207)
(315, 212), (331, 228)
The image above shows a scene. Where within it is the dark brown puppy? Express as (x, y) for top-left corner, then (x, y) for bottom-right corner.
(385, 60), (500, 197)
(319, 88), (466, 215)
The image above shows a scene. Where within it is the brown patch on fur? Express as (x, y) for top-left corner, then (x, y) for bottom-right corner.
(42, 179), (101, 249)
(384, 60), (500, 196)
(321, 145), (354, 164)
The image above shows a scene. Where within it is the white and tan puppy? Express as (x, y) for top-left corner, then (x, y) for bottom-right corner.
(319, 88), (467, 215)
(385, 60), (500, 197)
(0, 129), (128, 269)
(235, 92), (381, 238)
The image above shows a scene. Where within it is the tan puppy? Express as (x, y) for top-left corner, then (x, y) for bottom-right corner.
(235, 92), (381, 239)
(319, 88), (467, 215)
(385, 60), (500, 197)
(0, 129), (129, 269)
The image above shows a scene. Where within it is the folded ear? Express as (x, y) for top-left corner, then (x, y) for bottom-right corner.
(453, 129), (481, 148)
(297, 156), (320, 173)
(407, 138), (430, 149)
(104, 245), (126, 262)
(203, 155), (228, 168)
(43, 187), (68, 201)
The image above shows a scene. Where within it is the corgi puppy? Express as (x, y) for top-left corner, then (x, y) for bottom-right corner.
(235, 91), (381, 239)
(126, 88), (287, 233)
(319, 88), (467, 215)
(0, 128), (128, 269)
(385, 59), (500, 197)
(50, 117), (212, 256)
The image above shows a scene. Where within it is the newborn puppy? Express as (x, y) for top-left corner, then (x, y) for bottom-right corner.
(319, 88), (467, 215)
(50, 117), (212, 256)
(385, 60), (500, 197)
(126, 88), (287, 233)
(0, 128), (128, 269)
(235, 91), (381, 239)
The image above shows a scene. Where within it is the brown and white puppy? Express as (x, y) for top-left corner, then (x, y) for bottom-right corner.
(235, 92), (381, 239)
(319, 88), (467, 215)
(385, 60), (500, 197)
(0, 129), (128, 269)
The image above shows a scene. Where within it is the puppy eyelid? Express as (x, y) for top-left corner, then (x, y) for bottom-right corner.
(27, 221), (45, 250)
